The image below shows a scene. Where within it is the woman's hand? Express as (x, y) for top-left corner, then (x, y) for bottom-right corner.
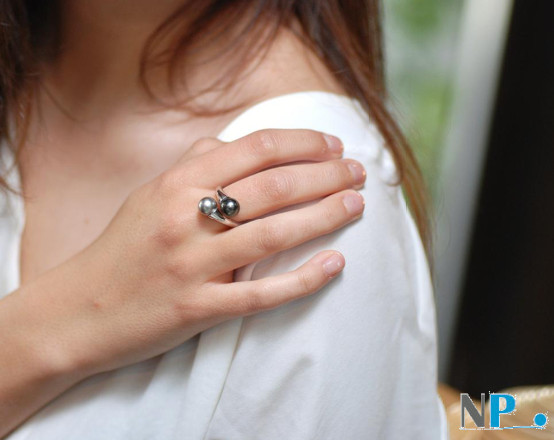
(0, 129), (366, 435)
(60, 129), (365, 376)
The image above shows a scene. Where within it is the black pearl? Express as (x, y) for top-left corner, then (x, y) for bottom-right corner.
(198, 197), (218, 215)
(220, 198), (240, 217)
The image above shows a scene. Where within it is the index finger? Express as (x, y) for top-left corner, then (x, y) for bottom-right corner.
(179, 129), (344, 188)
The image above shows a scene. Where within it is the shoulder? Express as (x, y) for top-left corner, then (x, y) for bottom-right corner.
(208, 92), (443, 437)
(217, 92), (382, 155)
(217, 91), (419, 278)
(218, 91), (436, 331)
(217, 91), (400, 186)
(219, 91), (431, 298)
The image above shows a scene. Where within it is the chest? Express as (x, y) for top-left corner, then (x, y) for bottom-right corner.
(19, 162), (138, 287)
(16, 114), (231, 286)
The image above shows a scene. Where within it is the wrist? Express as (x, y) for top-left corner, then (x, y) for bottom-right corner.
(0, 288), (86, 388)
(2, 258), (101, 385)
(0, 286), (88, 437)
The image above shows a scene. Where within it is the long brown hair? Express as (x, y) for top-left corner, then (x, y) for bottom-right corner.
(0, 0), (434, 268)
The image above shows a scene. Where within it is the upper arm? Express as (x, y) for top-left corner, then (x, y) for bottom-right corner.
(204, 95), (444, 438)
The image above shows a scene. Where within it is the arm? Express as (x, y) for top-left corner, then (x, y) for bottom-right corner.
(0, 264), (89, 438)
(0, 128), (360, 438)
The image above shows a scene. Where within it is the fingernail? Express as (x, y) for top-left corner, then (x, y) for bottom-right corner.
(342, 192), (364, 215)
(323, 134), (343, 155)
(347, 161), (366, 185)
(323, 253), (345, 276)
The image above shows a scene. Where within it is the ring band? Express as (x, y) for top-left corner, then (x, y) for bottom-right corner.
(198, 186), (241, 228)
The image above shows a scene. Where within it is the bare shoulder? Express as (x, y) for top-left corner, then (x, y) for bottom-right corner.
(176, 23), (348, 139)
(236, 25), (347, 104)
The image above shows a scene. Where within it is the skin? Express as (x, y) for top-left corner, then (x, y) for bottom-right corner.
(0, 0), (367, 436)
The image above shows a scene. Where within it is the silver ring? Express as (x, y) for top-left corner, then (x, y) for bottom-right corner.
(215, 186), (241, 218)
(198, 186), (241, 228)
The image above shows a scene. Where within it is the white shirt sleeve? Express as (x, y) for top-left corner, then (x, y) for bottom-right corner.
(198, 92), (448, 439)
(0, 92), (448, 440)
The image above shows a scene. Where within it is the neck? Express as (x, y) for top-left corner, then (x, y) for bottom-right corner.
(35, 2), (342, 126)
(40, 0), (210, 119)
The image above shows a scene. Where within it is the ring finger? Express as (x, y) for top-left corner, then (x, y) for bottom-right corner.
(203, 189), (365, 278)
(219, 158), (367, 222)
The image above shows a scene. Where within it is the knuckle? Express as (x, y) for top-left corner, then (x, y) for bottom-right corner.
(319, 162), (343, 187)
(313, 131), (331, 154)
(322, 202), (339, 225)
(190, 137), (220, 154)
(339, 160), (356, 182)
(157, 171), (183, 196)
(313, 203), (341, 235)
(256, 220), (286, 252)
(299, 129), (329, 155)
(152, 208), (187, 248)
(164, 253), (193, 282)
(245, 130), (279, 158)
(263, 171), (295, 201)
(172, 294), (207, 324)
(297, 269), (318, 293)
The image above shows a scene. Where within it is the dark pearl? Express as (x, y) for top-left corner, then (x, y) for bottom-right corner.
(198, 197), (218, 215)
(220, 198), (240, 217)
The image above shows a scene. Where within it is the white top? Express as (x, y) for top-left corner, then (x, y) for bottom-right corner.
(0, 91), (449, 439)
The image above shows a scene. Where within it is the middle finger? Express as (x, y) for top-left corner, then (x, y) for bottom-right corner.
(220, 158), (367, 222)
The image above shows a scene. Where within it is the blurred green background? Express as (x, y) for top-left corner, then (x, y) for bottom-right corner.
(383, 0), (464, 202)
